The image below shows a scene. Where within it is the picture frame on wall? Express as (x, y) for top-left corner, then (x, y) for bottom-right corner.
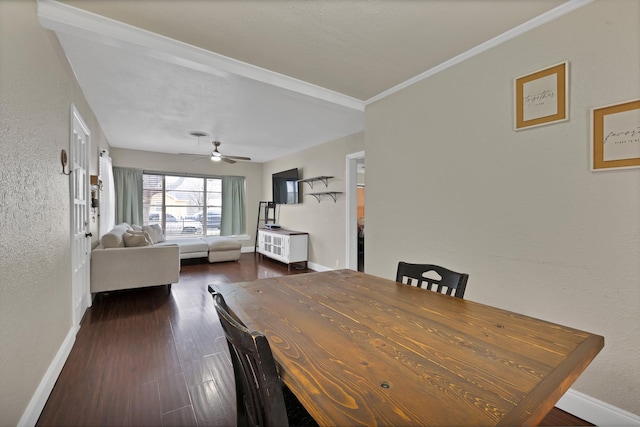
(514, 62), (568, 130)
(591, 99), (640, 171)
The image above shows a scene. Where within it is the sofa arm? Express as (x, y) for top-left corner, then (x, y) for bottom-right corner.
(90, 244), (180, 293)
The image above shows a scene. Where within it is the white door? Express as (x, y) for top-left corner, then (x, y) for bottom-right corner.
(70, 105), (92, 328)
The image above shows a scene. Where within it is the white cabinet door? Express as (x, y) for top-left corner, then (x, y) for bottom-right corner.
(258, 230), (308, 268)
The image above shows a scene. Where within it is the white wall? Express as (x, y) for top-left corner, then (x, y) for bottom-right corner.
(0, 1), (110, 424)
(263, 132), (364, 270)
(365, 0), (639, 416)
(109, 148), (263, 248)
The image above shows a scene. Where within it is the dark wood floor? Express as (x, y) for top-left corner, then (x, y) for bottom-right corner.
(37, 254), (592, 426)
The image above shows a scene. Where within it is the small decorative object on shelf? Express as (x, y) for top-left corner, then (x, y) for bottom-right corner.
(305, 192), (343, 203)
(297, 176), (333, 189)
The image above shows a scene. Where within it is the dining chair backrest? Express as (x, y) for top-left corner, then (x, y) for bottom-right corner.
(208, 286), (289, 427)
(395, 262), (469, 298)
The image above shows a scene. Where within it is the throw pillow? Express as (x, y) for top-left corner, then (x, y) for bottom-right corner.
(123, 231), (152, 247)
(127, 229), (153, 245)
(131, 224), (143, 231)
(101, 231), (124, 248)
(143, 224), (166, 244)
(151, 224), (165, 242)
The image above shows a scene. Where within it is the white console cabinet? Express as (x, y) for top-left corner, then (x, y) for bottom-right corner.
(258, 228), (308, 271)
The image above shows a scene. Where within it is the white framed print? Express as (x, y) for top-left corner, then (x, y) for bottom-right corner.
(591, 99), (640, 171)
(515, 62), (568, 130)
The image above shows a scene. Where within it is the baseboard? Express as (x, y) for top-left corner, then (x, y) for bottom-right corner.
(248, 248), (330, 272)
(307, 261), (331, 272)
(17, 326), (77, 427)
(557, 388), (640, 426)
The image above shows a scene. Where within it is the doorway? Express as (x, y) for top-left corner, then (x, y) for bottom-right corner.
(346, 151), (365, 271)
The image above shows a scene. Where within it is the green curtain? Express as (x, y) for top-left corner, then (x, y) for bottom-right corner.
(113, 167), (143, 226)
(221, 176), (246, 236)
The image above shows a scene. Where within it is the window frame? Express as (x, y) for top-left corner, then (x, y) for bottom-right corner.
(142, 171), (225, 237)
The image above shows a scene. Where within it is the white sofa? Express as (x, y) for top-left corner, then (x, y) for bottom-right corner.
(91, 223), (242, 294)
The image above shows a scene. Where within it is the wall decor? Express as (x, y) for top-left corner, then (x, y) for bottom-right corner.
(591, 99), (640, 171)
(514, 62), (568, 130)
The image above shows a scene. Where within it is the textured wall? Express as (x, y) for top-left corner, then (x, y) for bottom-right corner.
(0, 1), (109, 424)
(365, 0), (639, 415)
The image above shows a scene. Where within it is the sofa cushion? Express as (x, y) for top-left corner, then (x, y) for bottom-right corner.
(156, 238), (209, 254)
(123, 231), (152, 247)
(203, 236), (242, 251)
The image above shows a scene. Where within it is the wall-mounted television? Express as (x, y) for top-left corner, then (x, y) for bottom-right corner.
(272, 168), (300, 204)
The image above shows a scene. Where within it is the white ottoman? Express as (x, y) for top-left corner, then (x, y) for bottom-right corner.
(203, 236), (242, 263)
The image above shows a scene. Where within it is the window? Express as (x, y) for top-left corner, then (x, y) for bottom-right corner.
(142, 174), (223, 237)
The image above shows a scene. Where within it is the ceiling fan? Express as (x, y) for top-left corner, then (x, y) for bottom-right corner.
(183, 141), (252, 164)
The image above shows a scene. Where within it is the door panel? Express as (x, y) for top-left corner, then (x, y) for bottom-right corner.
(70, 105), (91, 327)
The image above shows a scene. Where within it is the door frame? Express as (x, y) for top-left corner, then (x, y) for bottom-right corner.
(345, 151), (365, 270)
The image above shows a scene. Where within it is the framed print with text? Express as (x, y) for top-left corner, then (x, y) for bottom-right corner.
(591, 99), (640, 171)
(515, 62), (568, 130)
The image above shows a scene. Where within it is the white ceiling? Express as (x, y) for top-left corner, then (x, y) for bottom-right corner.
(38, 0), (578, 163)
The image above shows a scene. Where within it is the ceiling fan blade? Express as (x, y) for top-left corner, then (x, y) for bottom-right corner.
(179, 153), (211, 160)
(182, 141), (249, 164)
(223, 155), (252, 161)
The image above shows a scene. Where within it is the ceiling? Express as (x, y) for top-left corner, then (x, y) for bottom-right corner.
(38, 0), (574, 163)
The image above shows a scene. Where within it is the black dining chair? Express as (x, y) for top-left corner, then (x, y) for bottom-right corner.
(395, 262), (469, 298)
(208, 286), (317, 427)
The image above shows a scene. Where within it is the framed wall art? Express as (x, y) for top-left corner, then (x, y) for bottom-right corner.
(591, 99), (640, 171)
(514, 62), (568, 130)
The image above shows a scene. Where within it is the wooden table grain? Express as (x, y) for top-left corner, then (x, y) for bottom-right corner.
(213, 269), (603, 426)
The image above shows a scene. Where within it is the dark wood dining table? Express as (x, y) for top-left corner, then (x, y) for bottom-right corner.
(213, 269), (603, 426)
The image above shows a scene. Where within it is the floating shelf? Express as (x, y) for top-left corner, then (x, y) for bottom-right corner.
(297, 176), (333, 189)
(305, 191), (343, 203)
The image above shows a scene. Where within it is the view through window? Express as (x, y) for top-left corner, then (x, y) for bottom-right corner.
(143, 174), (222, 237)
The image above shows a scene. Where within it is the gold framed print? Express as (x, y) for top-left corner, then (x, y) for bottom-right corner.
(591, 99), (640, 171)
(515, 62), (568, 130)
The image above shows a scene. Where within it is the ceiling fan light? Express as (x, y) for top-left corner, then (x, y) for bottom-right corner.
(211, 155), (221, 162)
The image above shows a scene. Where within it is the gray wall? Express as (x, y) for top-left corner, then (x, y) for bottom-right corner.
(365, 0), (639, 415)
(0, 1), (110, 424)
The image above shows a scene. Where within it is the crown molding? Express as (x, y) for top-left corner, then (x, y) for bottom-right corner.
(37, 0), (593, 111)
(36, 0), (365, 112)
(365, 0), (594, 105)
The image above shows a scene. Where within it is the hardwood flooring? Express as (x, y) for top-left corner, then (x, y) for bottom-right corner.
(37, 254), (592, 426)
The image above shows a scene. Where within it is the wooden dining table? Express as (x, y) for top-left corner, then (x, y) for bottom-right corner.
(213, 269), (603, 426)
